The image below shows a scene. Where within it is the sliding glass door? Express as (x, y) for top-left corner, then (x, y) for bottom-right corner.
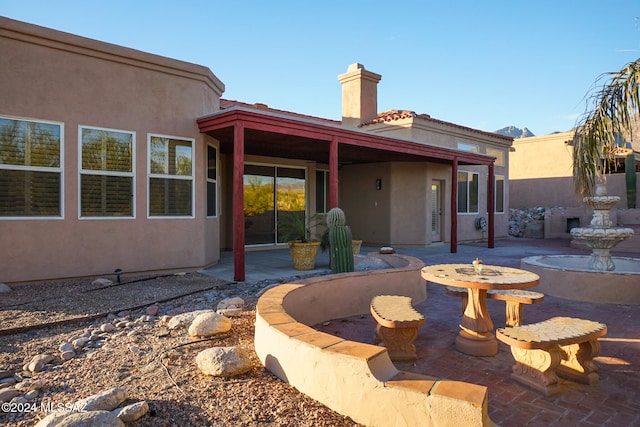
(244, 164), (306, 246)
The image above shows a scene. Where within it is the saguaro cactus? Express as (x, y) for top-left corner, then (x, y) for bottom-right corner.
(625, 151), (636, 209)
(327, 208), (354, 273)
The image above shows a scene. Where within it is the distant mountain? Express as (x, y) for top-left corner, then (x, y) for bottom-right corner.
(494, 126), (535, 138)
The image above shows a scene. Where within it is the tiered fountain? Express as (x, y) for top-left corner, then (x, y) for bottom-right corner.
(569, 183), (634, 271)
(521, 183), (640, 304)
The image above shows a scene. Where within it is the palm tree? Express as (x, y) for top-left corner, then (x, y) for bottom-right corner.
(572, 58), (640, 201)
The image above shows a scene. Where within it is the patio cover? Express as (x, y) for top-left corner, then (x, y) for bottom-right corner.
(198, 106), (496, 281)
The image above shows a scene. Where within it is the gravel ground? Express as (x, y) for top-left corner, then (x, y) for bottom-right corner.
(0, 273), (361, 426)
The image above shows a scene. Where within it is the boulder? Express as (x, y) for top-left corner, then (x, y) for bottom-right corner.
(196, 346), (252, 376)
(188, 312), (231, 337)
(0, 388), (20, 402)
(56, 410), (124, 427)
(0, 283), (11, 293)
(112, 400), (149, 422)
(75, 387), (128, 412)
(167, 310), (215, 330)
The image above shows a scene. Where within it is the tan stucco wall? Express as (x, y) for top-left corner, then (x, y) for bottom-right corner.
(0, 17), (224, 282)
(359, 119), (511, 243)
(340, 163), (392, 245)
(509, 131), (640, 209)
(510, 132), (574, 180)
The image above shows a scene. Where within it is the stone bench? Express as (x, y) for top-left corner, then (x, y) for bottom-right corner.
(370, 295), (426, 361)
(496, 316), (608, 396)
(445, 286), (544, 326)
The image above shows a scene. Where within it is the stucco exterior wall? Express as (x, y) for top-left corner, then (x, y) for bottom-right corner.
(509, 132), (574, 208)
(340, 163), (392, 245)
(509, 131), (640, 209)
(0, 18), (224, 282)
(360, 119), (511, 243)
(389, 162), (428, 245)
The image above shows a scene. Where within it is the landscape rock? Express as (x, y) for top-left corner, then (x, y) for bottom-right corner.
(75, 387), (128, 412)
(146, 304), (159, 316)
(24, 389), (39, 400)
(100, 323), (115, 332)
(0, 376), (16, 385)
(28, 354), (54, 372)
(112, 400), (149, 422)
(59, 342), (74, 353)
(61, 350), (76, 360)
(167, 309), (215, 330)
(92, 278), (113, 286)
(0, 387), (20, 402)
(0, 369), (13, 379)
(188, 312), (232, 337)
(217, 297), (245, 311)
(72, 337), (91, 349)
(56, 410), (125, 427)
(196, 346), (252, 376)
(34, 411), (70, 427)
(0, 282), (11, 292)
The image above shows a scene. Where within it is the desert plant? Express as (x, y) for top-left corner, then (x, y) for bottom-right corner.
(572, 58), (640, 201)
(626, 150), (637, 208)
(326, 208), (354, 273)
(278, 211), (321, 246)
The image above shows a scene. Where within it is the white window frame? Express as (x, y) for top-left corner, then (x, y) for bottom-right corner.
(495, 174), (505, 213)
(78, 125), (135, 219)
(206, 144), (218, 218)
(457, 170), (479, 214)
(0, 115), (64, 220)
(148, 133), (195, 218)
(316, 169), (329, 214)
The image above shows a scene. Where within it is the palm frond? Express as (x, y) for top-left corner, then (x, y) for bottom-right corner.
(573, 59), (640, 201)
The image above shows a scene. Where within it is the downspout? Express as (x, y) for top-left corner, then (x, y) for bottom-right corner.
(233, 123), (245, 281)
(487, 162), (495, 248)
(451, 158), (458, 253)
(329, 136), (339, 209)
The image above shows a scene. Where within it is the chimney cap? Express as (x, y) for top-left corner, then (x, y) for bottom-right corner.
(347, 63), (366, 72)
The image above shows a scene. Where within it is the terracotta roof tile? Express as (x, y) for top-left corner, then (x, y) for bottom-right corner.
(360, 110), (512, 141)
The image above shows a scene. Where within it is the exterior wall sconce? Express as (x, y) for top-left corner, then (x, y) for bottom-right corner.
(376, 178), (382, 190)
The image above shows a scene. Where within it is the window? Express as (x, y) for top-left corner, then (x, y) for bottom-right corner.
(0, 117), (62, 217)
(149, 134), (193, 217)
(457, 142), (479, 153)
(457, 171), (479, 213)
(207, 145), (217, 217)
(80, 126), (134, 217)
(315, 170), (329, 214)
(487, 148), (505, 166)
(495, 175), (505, 213)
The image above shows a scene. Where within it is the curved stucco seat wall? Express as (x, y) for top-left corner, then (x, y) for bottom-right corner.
(254, 254), (494, 427)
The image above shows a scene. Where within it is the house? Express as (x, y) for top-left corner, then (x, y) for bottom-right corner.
(0, 17), (512, 283)
(509, 130), (640, 240)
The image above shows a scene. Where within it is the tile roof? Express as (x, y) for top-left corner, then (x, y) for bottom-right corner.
(360, 110), (513, 141)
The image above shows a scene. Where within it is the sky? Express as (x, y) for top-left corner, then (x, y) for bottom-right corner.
(2, 1), (639, 136)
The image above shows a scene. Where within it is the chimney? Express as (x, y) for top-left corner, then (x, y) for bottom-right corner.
(338, 63), (382, 128)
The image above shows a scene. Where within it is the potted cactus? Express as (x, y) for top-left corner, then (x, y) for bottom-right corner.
(278, 212), (321, 270)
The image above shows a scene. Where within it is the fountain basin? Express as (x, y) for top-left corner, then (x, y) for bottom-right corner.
(521, 255), (640, 305)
